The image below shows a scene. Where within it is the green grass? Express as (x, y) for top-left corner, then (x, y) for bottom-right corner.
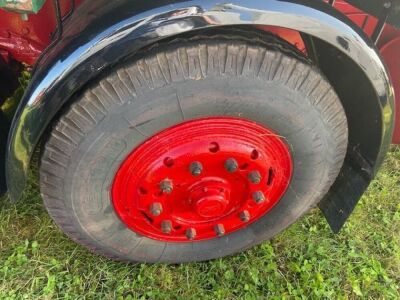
(1, 148), (399, 299)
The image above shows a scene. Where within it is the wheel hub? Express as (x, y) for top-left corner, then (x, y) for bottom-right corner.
(112, 117), (293, 242)
(190, 178), (230, 218)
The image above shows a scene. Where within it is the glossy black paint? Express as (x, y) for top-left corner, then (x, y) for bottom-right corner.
(5, 0), (394, 231)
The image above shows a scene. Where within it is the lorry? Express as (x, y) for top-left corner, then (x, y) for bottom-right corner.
(0, 0), (399, 263)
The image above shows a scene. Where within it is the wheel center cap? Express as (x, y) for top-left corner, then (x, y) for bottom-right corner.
(189, 178), (230, 218)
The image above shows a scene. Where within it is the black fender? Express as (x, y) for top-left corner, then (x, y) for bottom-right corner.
(6, 0), (394, 231)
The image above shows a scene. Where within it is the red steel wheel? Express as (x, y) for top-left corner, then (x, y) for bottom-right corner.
(112, 117), (293, 242)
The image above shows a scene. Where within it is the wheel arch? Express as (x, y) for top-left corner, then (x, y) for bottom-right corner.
(6, 0), (394, 231)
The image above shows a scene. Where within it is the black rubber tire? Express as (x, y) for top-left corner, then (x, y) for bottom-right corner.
(40, 33), (348, 263)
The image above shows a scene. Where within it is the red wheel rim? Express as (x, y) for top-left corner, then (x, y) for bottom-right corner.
(112, 117), (293, 242)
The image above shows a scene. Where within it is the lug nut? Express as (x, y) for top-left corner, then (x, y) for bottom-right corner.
(186, 228), (197, 240)
(239, 210), (250, 222)
(215, 224), (225, 236)
(252, 191), (265, 204)
(160, 179), (173, 194)
(161, 220), (172, 234)
(224, 158), (238, 173)
(248, 171), (261, 184)
(150, 202), (163, 216)
(189, 161), (203, 176)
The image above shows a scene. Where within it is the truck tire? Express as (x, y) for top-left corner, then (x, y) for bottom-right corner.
(40, 34), (348, 263)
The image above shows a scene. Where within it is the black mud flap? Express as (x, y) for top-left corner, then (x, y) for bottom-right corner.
(319, 152), (374, 233)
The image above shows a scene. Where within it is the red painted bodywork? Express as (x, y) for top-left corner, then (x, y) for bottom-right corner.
(0, 0), (81, 65)
(112, 117), (293, 242)
(0, 0), (399, 142)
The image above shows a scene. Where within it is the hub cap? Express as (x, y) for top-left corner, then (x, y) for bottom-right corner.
(112, 117), (293, 242)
